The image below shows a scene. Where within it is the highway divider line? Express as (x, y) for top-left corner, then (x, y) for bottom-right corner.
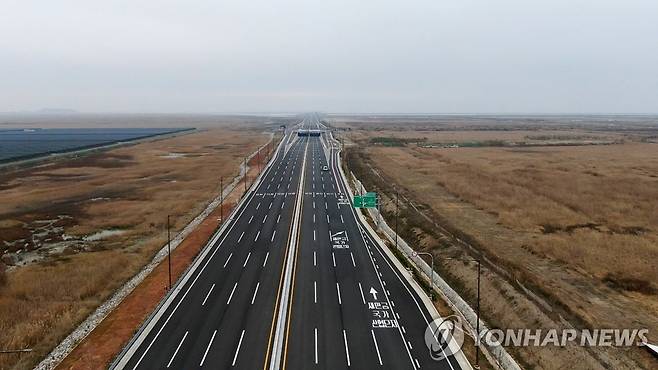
(280, 163), (306, 369)
(110, 131), (289, 369)
(262, 136), (306, 370)
(269, 138), (308, 370)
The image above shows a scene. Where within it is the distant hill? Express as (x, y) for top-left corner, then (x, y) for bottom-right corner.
(35, 108), (79, 114)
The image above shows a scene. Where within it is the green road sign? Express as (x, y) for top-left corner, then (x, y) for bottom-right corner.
(353, 193), (378, 208)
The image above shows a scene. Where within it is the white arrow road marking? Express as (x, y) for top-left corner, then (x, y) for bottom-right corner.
(369, 287), (378, 300)
(331, 231), (345, 238)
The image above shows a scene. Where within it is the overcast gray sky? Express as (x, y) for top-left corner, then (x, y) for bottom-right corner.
(1, 0), (657, 113)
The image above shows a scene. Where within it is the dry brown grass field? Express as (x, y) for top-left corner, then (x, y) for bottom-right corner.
(336, 115), (658, 369)
(0, 118), (276, 369)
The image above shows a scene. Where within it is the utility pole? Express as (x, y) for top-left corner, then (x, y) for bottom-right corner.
(395, 188), (399, 250)
(376, 194), (381, 227)
(444, 256), (481, 369)
(257, 148), (261, 173)
(243, 157), (248, 195)
(476, 259), (481, 370)
(220, 176), (224, 223)
(167, 215), (172, 290)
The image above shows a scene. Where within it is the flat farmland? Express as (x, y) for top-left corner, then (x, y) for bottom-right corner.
(0, 118), (274, 369)
(337, 115), (658, 369)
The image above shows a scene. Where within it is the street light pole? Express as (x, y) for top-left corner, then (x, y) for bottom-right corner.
(167, 215), (172, 290)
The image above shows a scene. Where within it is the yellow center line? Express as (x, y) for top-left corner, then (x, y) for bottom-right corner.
(262, 138), (308, 370)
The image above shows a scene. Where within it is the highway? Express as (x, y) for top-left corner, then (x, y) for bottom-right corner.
(113, 115), (465, 369)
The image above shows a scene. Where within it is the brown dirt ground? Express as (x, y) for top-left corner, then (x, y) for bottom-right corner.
(55, 154), (265, 370)
(0, 126), (272, 370)
(337, 117), (658, 370)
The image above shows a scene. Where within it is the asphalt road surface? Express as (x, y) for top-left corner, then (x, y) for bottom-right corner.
(114, 115), (463, 369)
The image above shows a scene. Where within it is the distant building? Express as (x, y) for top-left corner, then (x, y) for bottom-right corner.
(297, 130), (321, 137)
